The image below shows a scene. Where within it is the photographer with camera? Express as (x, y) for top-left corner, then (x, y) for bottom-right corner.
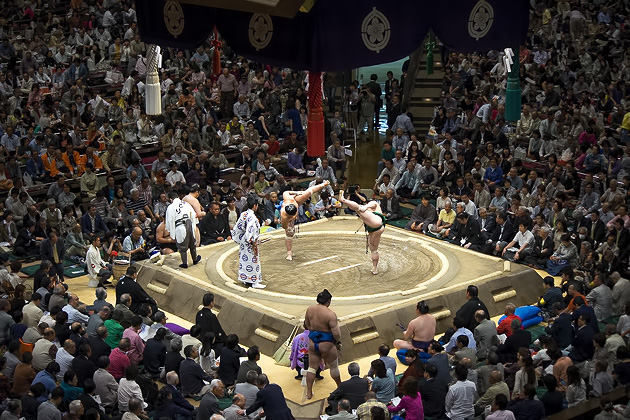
(342, 84), (359, 131)
(314, 191), (342, 219)
(344, 185), (367, 215)
(358, 87), (376, 137)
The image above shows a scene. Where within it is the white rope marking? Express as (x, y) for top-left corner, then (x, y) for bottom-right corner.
(299, 256), (338, 266)
(323, 264), (362, 274)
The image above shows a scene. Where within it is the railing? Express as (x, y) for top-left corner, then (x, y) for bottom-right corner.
(401, 39), (428, 111)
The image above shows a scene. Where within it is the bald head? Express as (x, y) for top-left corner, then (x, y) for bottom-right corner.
(232, 393), (246, 408)
(43, 328), (55, 340)
(96, 326), (108, 339)
(489, 370), (503, 384)
(63, 339), (76, 354)
(474, 310), (486, 322)
(120, 293), (132, 306)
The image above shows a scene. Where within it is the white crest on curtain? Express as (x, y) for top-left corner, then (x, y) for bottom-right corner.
(163, 0), (184, 38)
(468, 0), (494, 41)
(249, 13), (274, 51)
(361, 7), (391, 53)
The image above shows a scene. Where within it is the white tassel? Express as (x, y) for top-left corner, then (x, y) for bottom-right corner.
(145, 44), (162, 116)
(146, 73), (161, 115)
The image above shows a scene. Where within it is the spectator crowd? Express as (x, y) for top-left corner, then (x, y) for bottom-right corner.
(0, 0), (629, 418)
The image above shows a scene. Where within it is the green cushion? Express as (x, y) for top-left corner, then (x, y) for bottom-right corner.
(600, 316), (620, 333)
(218, 396), (233, 410)
(526, 324), (548, 344)
(20, 259), (87, 278)
(386, 219), (409, 228)
(400, 207), (413, 216)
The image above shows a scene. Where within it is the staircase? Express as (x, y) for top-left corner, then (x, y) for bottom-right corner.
(408, 52), (445, 135)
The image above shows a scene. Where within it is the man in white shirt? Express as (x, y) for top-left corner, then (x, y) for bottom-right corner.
(165, 161), (186, 186)
(86, 236), (112, 288)
(476, 99), (496, 124)
(315, 158), (337, 185)
(392, 149), (407, 174)
(0, 125), (19, 154)
(446, 364), (477, 419)
(55, 339), (76, 381)
(374, 160), (400, 191)
(63, 293), (90, 324)
(501, 223), (535, 262)
(102, 9), (117, 27)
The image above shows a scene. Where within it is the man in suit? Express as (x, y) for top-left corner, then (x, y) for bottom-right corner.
(72, 343), (98, 387)
(326, 362), (369, 415)
(380, 188), (403, 220)
(569, 313), (595, 363)
(473, 123), (494, 145)
(196, 379), (224, 420)
(496, 318), (531, 363)
(418, 363), (448, 419)
(571, 296), (599, 335)
(165, 372), (195, 413)
(88, 326), (111, 364)
(14, 220), (39, 257)
(454, 212), (484, 249)
(181, 345), (214, 397)
(581, 210), (606, 246)
(474, 310), (498, 360)
(78, 378), (109, 420)
(199, 202), (231, 245)
(115, 266), (158, 315)
(611, 219), (630, 262)
(488, 211), (513, 255)
(454, 285), (490, 333)
(196, 292), (227, 355)
(544, 303), (574, 348)
(477, 207), (496, 241)
(524, 226), (555, 269)
(81, 204), (109, 239)
(244, 374), (294, 420)
(40, 232), (65, 282)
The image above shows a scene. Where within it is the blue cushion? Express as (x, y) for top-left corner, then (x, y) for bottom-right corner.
(498, 306), (543, 330)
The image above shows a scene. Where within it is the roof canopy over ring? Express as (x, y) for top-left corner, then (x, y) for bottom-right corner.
(136, 0), (530, 72)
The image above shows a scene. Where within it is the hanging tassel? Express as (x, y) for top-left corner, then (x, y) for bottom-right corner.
(145, 44), (162, 116)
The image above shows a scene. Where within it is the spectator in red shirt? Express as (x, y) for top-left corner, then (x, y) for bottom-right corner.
(264, 134), (280, 157)
(108, 338), (131, 380)
(497, 303), (522, 337)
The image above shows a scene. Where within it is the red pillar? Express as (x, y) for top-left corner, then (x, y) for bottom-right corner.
(211, 26), (222, 76)
(307, 71), (325, 156)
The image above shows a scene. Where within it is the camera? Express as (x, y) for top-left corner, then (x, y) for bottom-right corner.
(348, 185), (357, 194)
